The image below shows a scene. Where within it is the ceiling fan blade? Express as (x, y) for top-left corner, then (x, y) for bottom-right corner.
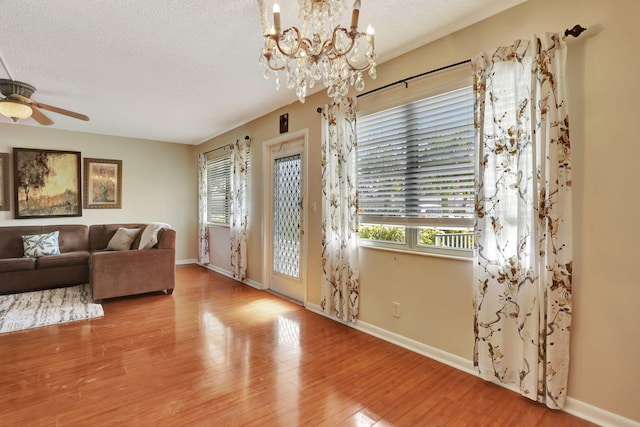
(10, 94), (90, 122)
(30, 105), (54, 126)
(31, 102), (90, 121)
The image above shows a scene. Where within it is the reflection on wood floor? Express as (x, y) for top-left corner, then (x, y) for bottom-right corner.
(0, 264), (595, 426)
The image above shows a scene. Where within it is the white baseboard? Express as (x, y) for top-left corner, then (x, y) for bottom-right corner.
(197, 262), (263, 290)
(564, 398), (640, 427)
(305, 302), (474, 374)
(243, 277), (263, 290)
(176, 258), (197, 265)
(304, 303), (640, 427)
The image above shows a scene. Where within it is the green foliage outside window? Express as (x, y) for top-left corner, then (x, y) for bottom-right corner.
(419, 228), (437, 245)
(359, 224), (474, 249)
(358, 224), (405, 243)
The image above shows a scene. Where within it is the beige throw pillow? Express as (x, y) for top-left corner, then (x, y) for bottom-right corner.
(107, 227), (141, 251)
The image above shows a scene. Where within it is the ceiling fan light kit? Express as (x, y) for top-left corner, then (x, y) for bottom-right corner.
(0, 80), (35, 121)
(0, 99), (32, 121)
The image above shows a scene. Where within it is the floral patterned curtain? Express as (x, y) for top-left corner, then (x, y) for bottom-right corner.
(197, 153), (210, 264)
(320, 98), (360, 322)
(230, 138), (250, 281)
(472, 33), (573, 409)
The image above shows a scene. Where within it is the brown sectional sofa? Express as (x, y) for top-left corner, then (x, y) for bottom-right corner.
(0, 223), (175, 302)
(89, 223), (175, 301)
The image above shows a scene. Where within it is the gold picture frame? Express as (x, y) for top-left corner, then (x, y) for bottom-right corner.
(0, 153), (9, 211)
(13, 148), (82, 218)
(83, 158), (122, 209)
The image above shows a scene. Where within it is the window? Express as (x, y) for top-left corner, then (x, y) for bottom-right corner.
(206, 154), (231, 224)
(357, 85), (475, 257)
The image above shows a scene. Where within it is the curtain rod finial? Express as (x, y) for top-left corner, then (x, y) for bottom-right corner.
(565, 24), (586, 38)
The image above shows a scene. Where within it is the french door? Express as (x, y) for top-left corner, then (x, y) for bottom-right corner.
(264, 133), (307, 303)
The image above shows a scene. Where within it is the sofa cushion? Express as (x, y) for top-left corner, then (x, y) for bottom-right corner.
(35, 251), (90, 269)
(0, 226), (44, 259)
(0, 257), (36, 273)
(42, 225), (89, 252)
(22, 231), (61, 258)
(107, 228), (141, 251)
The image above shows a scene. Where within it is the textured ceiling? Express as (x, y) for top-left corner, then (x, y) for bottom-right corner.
(0, 0), (525, 145)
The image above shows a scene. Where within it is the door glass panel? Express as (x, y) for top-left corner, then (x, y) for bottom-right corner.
(273, 154), (301, 279)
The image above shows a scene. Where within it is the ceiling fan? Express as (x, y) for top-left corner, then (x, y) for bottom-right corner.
(0, 79), (90, 125)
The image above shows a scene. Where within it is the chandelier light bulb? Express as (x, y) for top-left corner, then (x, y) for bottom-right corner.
(350, 0), (361, 30)
(366, 24), (374, 47)
(273, 3), (281, 34)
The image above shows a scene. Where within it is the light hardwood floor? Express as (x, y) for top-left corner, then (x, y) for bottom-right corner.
(0, 264), (595, 426)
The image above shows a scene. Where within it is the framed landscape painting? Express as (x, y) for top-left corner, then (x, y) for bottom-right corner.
(83, 158), (122, 209)
(0, 153), (9, 211)
(13, 148), (82, 218)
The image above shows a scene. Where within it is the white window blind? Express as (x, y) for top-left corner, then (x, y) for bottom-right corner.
(207, 154), (231, 224)
(357, 85), (475, 227)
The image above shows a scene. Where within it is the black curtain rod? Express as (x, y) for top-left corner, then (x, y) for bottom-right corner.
(203, 145), (228, 155)
(203, 135), (250, 155)
(352, 24), (587, 100)
(356, 59), (471, 99)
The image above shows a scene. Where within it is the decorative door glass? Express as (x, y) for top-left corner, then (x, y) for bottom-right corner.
(273, 154), (301, 279)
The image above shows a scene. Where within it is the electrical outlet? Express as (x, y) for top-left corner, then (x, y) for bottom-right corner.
(392, 302), (401, 318)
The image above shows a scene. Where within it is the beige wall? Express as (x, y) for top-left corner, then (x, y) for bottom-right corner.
(0, 123), (198, 261)
(199, 0), (640, 422)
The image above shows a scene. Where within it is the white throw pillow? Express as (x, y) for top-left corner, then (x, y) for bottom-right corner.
(107, 227), (141, 251)
(23, 231), (61, 258)
(138, 222), (171, 249)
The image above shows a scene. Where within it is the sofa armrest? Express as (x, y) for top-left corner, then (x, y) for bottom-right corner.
(90, 248), (175, 301)
(156, 228), (176, 250)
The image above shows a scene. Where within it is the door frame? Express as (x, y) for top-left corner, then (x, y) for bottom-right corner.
(262, 129), (308, 306)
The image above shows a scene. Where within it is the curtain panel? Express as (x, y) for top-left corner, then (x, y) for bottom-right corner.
(472, 33), (573, 409)
(197, 153), (210, 264)
(320, 97), (360, 322)
(230, 138), (250, 281)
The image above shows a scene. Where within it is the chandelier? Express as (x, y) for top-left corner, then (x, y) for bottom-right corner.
(259, 0), (377, 103)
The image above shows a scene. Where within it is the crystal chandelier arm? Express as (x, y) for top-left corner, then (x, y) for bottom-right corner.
(325, 27), (373, 72)
(264, 26), (316, 71)
(343, 56), (374, 72)
(272, 27), (315, 58)
(324, 27), (356, 59)
(264, 51), (286, 71)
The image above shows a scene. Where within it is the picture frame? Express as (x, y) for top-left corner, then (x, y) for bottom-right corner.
(13, 148), (82, 218)
(279, 113), (289, 134)
(83, 157), (122, 209)
(0, 153), (9, 211)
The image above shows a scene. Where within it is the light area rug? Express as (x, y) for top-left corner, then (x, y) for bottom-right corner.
(0, 284), (104, 334)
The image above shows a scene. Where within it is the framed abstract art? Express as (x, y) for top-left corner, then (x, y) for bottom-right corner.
(13, 148), (82, 218)
(83, 157), (122, 209)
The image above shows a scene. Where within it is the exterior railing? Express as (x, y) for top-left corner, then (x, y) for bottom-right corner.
(435, 233), (474, 249)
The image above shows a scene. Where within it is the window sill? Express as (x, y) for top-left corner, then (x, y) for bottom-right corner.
(358, 243), (472, 262)
(207, 222), (229, 229)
